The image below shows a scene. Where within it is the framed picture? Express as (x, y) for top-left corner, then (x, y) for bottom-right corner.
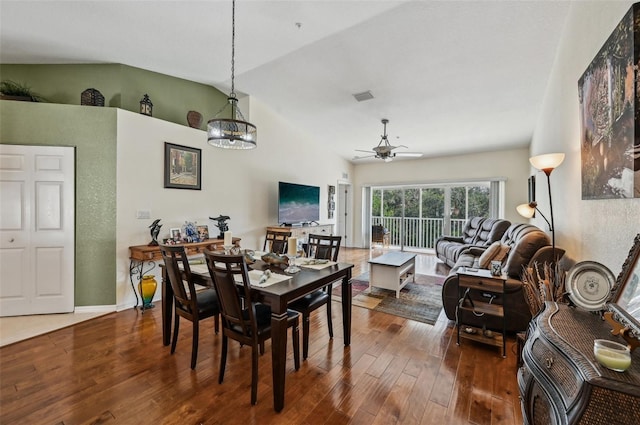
(578, 4), (639, 199)
(196, 225), (209, 240)
(164, 142), (201, 190)
(170, 228), (182, 240)
(528, 175), (536, 204)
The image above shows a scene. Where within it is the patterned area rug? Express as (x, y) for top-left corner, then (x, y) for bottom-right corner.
(333, 272), (445, 325)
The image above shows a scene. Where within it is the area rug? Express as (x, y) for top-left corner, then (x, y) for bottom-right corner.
(332, 272), (445, 325)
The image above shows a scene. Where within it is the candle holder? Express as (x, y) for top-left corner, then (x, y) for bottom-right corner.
(284, 254), (300, 273)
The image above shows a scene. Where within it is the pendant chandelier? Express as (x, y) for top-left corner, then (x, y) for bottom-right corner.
(207, 0), (257, 149)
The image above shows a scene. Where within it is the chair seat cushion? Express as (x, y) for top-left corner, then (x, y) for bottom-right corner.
(195, 288), (220, 315)
(289, 290), (330, 313)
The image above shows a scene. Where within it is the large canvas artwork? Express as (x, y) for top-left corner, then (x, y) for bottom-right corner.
(578, 4), (640, 199)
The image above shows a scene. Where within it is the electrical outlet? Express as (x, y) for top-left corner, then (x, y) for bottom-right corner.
(136, 210), (151, 219)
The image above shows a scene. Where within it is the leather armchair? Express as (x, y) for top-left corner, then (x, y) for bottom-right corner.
(441, 223), (550, 332)
(435, 217), (510, 267)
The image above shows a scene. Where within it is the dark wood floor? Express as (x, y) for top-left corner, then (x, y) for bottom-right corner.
(0, 248), (523, 425)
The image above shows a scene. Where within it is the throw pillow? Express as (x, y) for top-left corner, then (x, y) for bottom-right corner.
(478, 241), (501, 269)
(493, 244), (511, 263)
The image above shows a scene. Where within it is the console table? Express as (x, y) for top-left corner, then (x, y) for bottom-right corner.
(128, 237), (240, 311)
(518, 302), (640, 425)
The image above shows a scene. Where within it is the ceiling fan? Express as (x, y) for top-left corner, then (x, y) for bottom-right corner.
(353, 119), (423, 162)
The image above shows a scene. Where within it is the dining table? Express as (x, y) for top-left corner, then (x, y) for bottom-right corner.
(160, 256), (354, 412)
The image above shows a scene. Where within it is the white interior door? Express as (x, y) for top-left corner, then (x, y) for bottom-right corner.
(0, 145), (75, 316)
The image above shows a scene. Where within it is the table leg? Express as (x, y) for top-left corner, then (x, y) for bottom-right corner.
(271, 307), (288, 412)
(161, 266), (173, 346)
(341, 270), (352, 346)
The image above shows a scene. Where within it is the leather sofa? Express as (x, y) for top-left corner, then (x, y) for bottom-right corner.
(435, 217), (511, 267)
(441, 223), (551, 332)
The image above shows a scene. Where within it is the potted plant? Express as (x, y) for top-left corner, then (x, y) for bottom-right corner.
(0, 80), (45, 102)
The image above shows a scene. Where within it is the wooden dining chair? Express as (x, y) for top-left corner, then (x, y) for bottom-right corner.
(203, 251), (300, 405)
(263, 229), (291, 254)
(160, 244), (220, 370)
(289, 234), (341, 360)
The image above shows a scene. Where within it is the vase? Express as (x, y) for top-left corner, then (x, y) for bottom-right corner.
(187, 110), (203, 129)
(139, 275), (157, 309)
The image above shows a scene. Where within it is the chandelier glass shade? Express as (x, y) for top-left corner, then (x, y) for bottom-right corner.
(206, 0), (257, 150)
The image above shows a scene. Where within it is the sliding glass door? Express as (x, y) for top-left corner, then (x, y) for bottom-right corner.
(371, 181), (498, 250)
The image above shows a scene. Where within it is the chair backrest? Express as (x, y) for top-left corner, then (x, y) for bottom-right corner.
(371, 225), (387, 242)
(460, 217), (486, 244)
(203, 251), (256, 342)
(160, 244), (197, 314)
(472, 218), (511, 246)
(500, 223), (551, 278)
(264, 230), (291, 254)
(306, 234), (341, 261)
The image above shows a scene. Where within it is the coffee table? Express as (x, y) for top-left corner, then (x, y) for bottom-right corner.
(368, 251), (416, 298)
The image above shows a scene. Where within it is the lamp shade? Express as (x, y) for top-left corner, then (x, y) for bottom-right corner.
(516, 203), (536, 218)
(530, 153), (565, 172)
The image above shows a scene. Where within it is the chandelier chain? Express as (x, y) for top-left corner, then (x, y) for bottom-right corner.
(230, 0), (236, 98)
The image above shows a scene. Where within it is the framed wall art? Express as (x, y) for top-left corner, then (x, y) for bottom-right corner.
(578, 4), (640, 199)
(164, 142), (201, 190)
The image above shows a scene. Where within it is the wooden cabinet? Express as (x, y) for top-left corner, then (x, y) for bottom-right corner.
(456, 268), (507, 357)
(266, 224), (334, 242)
(519, 302), (640, 425)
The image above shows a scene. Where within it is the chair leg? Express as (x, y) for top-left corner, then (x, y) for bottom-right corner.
(214, 314), (219, 334)
(191, 320), (199, 370)
(302, 314), (310, 360)
(171, 313), (180, 354)
(219, 335), (228, 384)
(326, 300), (334, 339)
(292, 318), (300, 371)
(251, 344), (259, 405)
(259, 341), (265, 355)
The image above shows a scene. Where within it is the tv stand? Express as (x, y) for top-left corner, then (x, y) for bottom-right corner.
(267, 223), (334, 242)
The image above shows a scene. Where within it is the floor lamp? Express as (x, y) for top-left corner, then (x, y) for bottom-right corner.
(517, 152), (565, 262)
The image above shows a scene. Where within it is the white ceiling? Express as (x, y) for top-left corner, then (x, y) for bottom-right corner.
(0, 0), (571, 162)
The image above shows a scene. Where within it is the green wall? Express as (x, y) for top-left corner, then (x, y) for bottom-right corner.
(1, 101), (117, 306)
(0, 63), (228, 130)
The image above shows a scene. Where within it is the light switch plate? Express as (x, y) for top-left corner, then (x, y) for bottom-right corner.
(136, 210), (151, 219)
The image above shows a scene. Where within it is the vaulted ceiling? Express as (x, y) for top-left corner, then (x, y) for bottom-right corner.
(0, 1), (571, 162)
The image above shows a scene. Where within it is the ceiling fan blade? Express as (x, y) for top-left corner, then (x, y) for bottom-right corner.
(394, 152), (423, 157)
(355, 149), (375, 154)
(352, 154), (376, 160)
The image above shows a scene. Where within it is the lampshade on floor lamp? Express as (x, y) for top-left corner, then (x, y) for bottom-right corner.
(527, 152), (565, 261)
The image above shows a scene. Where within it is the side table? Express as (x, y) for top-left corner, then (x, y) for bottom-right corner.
(128, 237), (240, 312)
(456, 267), (507, 357)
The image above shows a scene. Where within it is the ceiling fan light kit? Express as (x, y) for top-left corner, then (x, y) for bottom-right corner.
(354, 118), (423, 162)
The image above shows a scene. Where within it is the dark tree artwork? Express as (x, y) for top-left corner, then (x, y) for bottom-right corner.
(578, 4), (640, 199)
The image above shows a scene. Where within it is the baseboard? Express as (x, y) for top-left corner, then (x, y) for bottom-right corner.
(74, 305), (117, 314)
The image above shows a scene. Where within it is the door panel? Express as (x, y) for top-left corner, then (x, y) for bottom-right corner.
(0, 145), (75, 316)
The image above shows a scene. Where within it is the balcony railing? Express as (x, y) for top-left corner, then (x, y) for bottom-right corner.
(372, 217), (467, 250)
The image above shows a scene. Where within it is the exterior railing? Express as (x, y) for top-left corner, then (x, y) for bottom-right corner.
(372, 217), (467, 250)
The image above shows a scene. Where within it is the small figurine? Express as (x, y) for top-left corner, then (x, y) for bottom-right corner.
(148, 219), (162, 246)
(210, 215), (230, 239)
(261, 252), (288, 268)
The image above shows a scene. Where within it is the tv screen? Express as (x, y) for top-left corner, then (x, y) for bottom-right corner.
(278, 181), (320, 225)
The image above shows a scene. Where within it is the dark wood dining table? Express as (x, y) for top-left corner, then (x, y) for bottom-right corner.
(160, 259), (353, 412)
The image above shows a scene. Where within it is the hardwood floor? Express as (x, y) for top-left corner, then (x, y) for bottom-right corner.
(0, 248), (523, 425)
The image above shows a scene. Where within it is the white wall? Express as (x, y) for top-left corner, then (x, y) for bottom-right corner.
(115, 103), (354, 309)
(531, 1), (640, 274)
(351, 147), (531, 247)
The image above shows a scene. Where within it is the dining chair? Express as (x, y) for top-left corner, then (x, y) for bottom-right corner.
(263, 229), (291, 254)
(160, 244), (220, 370)
(203, 251), (300, 405)
(289, 233), (341, 360)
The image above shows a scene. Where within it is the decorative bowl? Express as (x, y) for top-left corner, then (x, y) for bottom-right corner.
(593, 339), (631, 372)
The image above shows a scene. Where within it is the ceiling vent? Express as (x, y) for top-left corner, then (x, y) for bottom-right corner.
(353, 91), (374, 102)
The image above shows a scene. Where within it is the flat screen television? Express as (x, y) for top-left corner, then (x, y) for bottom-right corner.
(278, 181), (320, 225)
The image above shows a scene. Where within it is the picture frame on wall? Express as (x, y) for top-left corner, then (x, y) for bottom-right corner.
(164, 142), (202, 190)
(528, 175), (536, 204)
